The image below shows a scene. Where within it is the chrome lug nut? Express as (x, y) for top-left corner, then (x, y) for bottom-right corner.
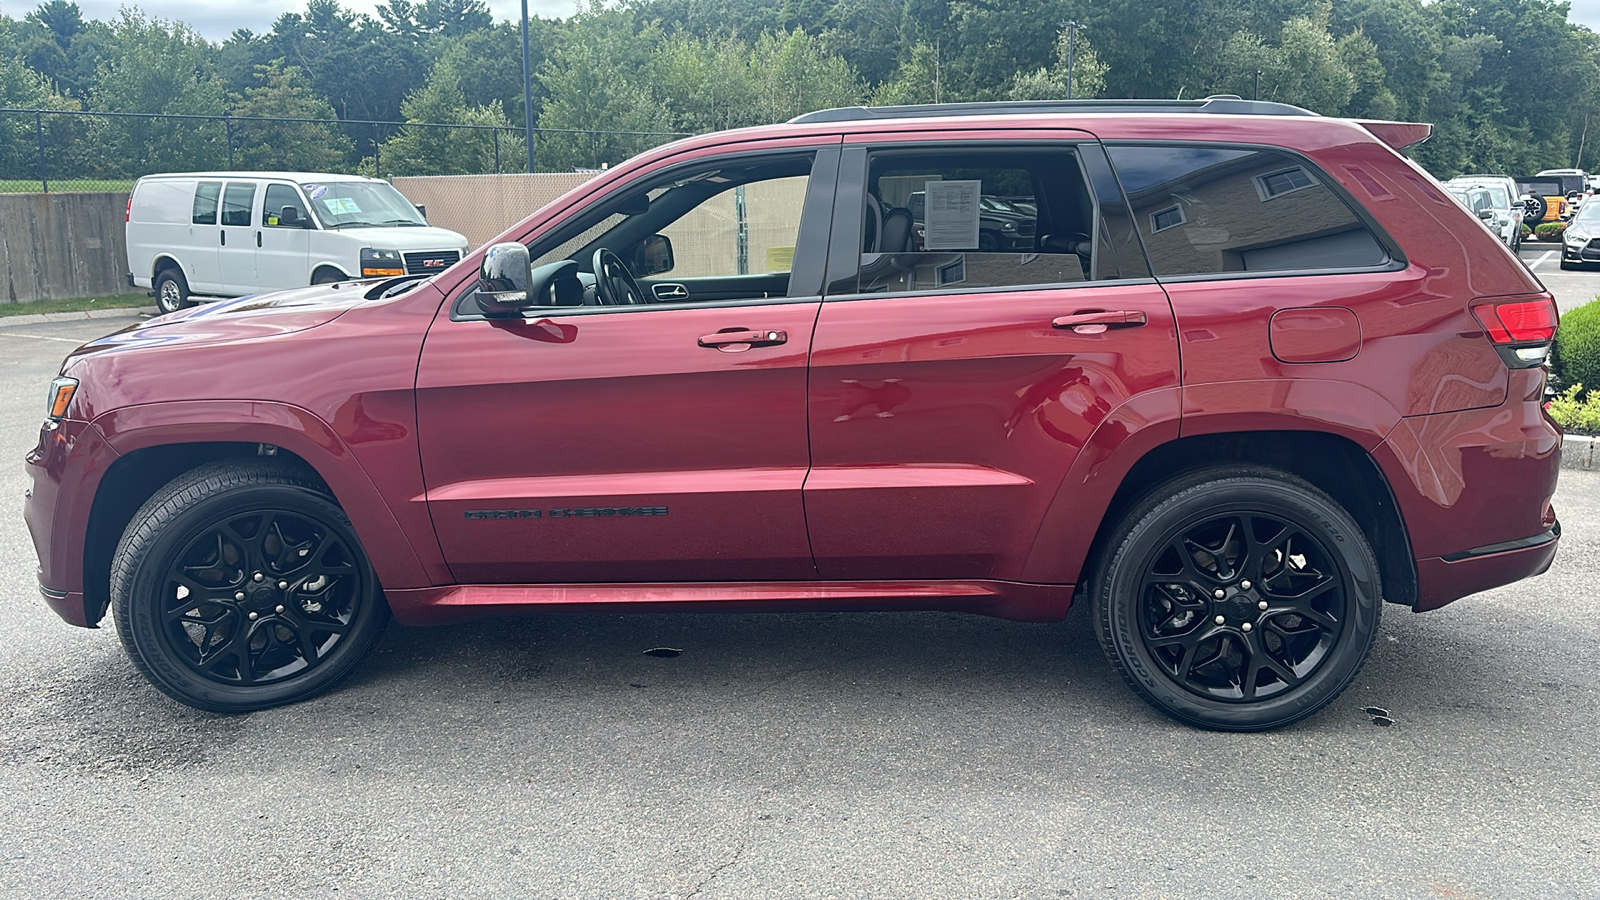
(1258, 600), (1269, 610)
(1213, 589), (1226, 599)
(1240, 580), (1252, 590)
(278, 581), (288, 590)
(275, 605), (285, 614)
(1214, 615), (1226, 625)
(247, 611), (258, 621)
(1241, 622), (1253, 632)
(253, 572), (264, 582)
(235, 592), (245, 601)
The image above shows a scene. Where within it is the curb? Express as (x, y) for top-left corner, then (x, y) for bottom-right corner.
(0, 307), (155, 327)
(1563, 434), (1597, 471)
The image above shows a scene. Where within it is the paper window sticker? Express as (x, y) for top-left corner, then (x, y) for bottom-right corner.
(922, 180), (982, 250)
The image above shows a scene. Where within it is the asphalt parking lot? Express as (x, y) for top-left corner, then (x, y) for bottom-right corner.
(1, 290), (1597, 898)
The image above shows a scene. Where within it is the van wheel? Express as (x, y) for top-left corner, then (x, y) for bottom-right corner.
(1092, 466), (1381, 731)
(311, 268), (347, 285)
(110, 460), (389, 713)
(154, 269), (190, 314)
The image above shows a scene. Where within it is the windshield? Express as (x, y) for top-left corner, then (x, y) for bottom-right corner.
(301, 180), (426, 228)
(1575, 200), (1600, 225)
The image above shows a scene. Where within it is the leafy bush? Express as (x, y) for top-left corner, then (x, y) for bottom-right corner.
(1553, 298), (1600, 399)
(1536, 221), (1568, 240)
(1522, 223), (1534, 238)
(1546, 384), (1600, 434)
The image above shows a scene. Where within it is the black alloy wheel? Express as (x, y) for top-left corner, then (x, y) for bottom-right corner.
(112, 460), (388, 712)
(1093, 467), (1381, 731)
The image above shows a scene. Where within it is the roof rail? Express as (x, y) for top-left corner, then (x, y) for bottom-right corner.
(787, 96), (1319, 125)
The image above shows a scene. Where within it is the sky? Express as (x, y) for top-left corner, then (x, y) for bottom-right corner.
(15, 0), (1600, 44)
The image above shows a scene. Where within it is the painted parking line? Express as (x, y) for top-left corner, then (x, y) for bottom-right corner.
(1534, 250), (1556, 270)
(0, 331), (88, 343)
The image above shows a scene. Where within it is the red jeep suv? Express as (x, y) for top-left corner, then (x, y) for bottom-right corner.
(24, 99), (1561, 730)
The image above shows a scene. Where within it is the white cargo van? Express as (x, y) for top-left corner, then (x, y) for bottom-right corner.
(126, 172), (470, 313)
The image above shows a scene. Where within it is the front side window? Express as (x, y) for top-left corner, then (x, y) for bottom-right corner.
(1108, 144), (1388, 277)
(847, 147), (1107, 295)
(656, 175), (810, 278)
(262, 183), (309, 228)
(221, 182), (256, 227)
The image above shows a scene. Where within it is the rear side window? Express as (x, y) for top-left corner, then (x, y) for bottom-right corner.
(847, 146), (1116, 295)
(221, 182), (256, 227)
(191, 182), (220, 225)
(1108, 145), (1387, 277)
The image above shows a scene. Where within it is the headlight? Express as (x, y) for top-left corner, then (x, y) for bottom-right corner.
(1000, 222), (1017, 232)
(361, 248), (405, 277)
(46, 376), (77, 421)
(1566, 229), (1589, 244)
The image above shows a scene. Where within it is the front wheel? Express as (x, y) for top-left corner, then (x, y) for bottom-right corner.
(1092, 467), (1381, 731)
(111, 460), (388, 713)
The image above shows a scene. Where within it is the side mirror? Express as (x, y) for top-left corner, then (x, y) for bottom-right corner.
(636, 234), (675, 276)
(477, 242), (533, 316)
(280, 205), (306, 227)
(1477, 207), (1495, 220)
(414, 203), (427, 221)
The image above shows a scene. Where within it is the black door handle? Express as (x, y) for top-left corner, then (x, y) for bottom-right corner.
(256, 231), (262, 247)
(220, 231), (225, 246)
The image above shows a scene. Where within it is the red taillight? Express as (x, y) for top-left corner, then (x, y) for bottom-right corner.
(125, 196), (131, 222)
(1472, 296), (1558, 344)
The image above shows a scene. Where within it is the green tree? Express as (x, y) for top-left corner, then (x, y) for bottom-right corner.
(88, 10), (228, 176)
(379, 57), (524, 175)
(747, 28), (862, 122)
(229, 60), (354, 172)
(1007, 26), (1107, 100)
(536, 3), (674, 170)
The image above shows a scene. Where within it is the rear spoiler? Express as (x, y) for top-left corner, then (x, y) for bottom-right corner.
(1356, 120), (1433, 150)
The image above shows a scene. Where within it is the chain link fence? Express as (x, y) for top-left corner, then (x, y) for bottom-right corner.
(0, 108), (691, 193)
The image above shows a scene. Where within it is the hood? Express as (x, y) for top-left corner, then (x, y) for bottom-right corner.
(63, 280), (378, 368)
(335, 225), (469, 251)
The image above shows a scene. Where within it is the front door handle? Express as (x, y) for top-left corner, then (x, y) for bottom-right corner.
(698, 329), (788, 351)
(653, 283), (689, 300)
(1052, 310), (1148, 334)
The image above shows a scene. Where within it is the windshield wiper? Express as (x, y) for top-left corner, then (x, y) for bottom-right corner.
(377, 219), (425, 226)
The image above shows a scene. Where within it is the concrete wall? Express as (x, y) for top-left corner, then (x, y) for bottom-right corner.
(0, 192), (131, 303)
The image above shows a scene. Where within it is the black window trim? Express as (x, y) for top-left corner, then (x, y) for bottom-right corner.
(450, 144), (841, 322)
(1100, 139), (1409, 283)
(821, 136), (1155, 303)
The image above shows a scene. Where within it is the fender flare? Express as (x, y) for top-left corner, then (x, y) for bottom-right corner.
(91, 399), (432, 590)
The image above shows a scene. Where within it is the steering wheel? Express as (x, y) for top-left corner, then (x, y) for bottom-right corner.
(592, 248), (646, 306)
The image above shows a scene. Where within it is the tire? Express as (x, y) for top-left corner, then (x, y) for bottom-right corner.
(1091, 466), (1381, 731)
(978, 231), (1001, 252)
(311, 268), (347, 285)
(154, 268), (190, 314)
(1525, 196), (1548, 224)
(111, 459), (388, 713)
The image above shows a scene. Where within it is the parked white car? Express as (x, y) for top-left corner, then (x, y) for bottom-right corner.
(126, 172), (470, 313)
(1443, 174), (1524, 250)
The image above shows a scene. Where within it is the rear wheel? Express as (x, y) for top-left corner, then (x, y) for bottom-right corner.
(1092, 466), (1381, 731)
(153, 268), (190, 314)
(111, 460), (388, 713)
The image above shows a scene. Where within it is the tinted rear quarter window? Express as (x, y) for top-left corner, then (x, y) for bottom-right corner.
(221, 182), (256, 227)
(1108, 145), (1386, 277)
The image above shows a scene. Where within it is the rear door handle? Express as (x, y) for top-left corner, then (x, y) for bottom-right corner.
(1051, 310), (1147, 333)
(698, 329), (788, 350)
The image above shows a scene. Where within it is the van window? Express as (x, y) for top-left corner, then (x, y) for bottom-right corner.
(263, 184), (306, 228)
(1107, 145), (1387, 276)
(221, 183), (256, 227)
(192, 182), (220, 225)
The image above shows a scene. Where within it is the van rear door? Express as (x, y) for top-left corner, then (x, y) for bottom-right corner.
(186, 180), (224, 292)
(218, 180), (258, 294)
